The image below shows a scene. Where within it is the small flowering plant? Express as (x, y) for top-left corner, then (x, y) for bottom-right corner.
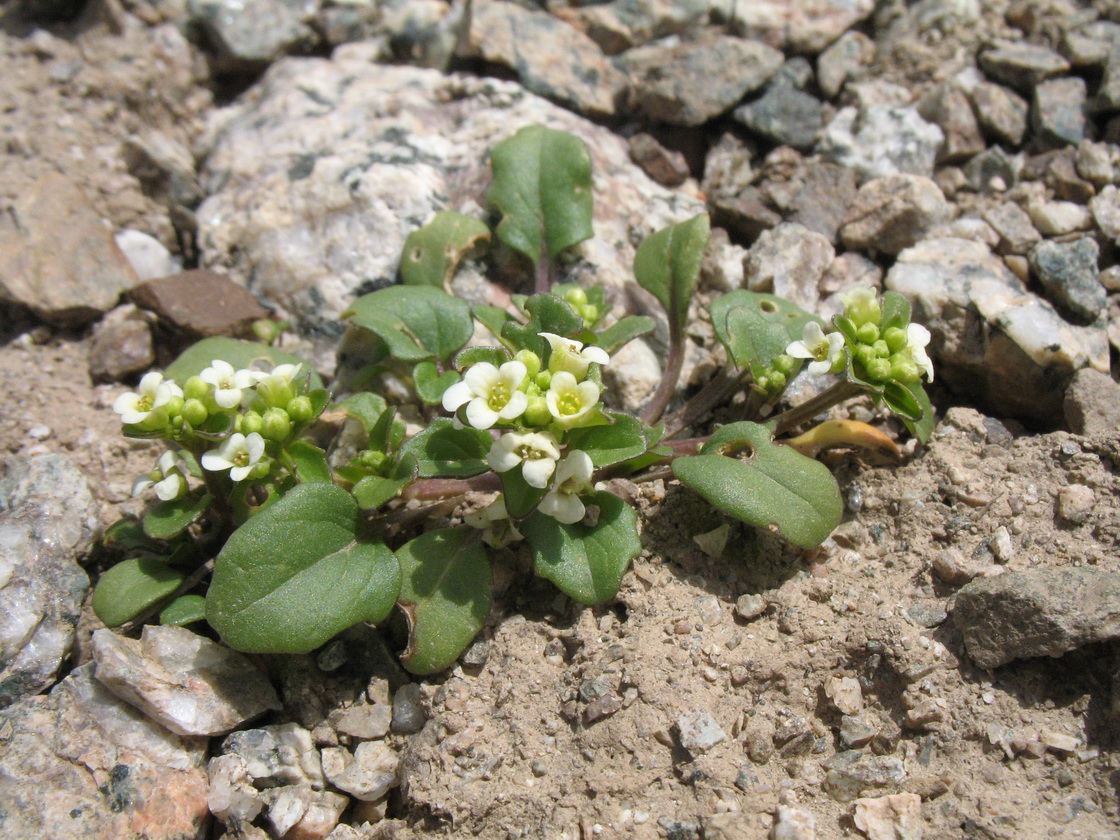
(96, 125), (934, 675)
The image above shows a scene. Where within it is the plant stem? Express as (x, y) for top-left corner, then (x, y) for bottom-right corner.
(641, 319), (684, 425)
(770, 381), (863, 437)
(401, 472), (500, 501)
(661, 366), (747, 439)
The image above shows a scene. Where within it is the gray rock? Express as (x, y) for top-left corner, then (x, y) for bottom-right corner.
(824, 750), (906, 802)
(1032, 77), (1088, 148)
(969, 80), (1029, 147)
(953, 568), (1120, 669)
(744, 223), (834, 310)
(839, 714), (878, 749)
(782, 161), (858, 244)
(115, 230), (182, 281)
(677, 710), (726, 753)
(370, 0), (461, 69)
(1075, 139), (1120, 186)
(391, 682), (426, 733)
(618, 33), (783, 127)
(0, 454), (98, 707)
(196, 60), (705, 368)
(982, 201), (1041, 255)
(330, 702), (393, 740)
(840, 174), (952, 256)
(92, 625), (282, 736)
(222, 722), (326, 788)
(466, 1), (625, 117)
(1064, 368), (1120, 434)
(817, 30), (875, 99)
(88, 305), (157, 383)
(963, 146), (1021, 192)
(1090, 184), (1120, 245)
(1062, 20), (1120, 66)
(722, 0), (875, 54)
(733, 84), (824, 150)
(917, 84), (985, 163)
(1029, 237), (1105, 324)
(886, 237), (1109, 422)
(978, 39), (1071, 93)
(817, 105), (944, 181)
(321, 741), (399, 801)
(187, 0), (317, 73)
(565, 0), (710, 54)
(0, 663), (208, 839)
(1096, 44), (1120, 111)
(700, 131), (756, 202)
(628, 133), (690, 187)
(260, 785), (348, 837)
(0, 172), (141, 326)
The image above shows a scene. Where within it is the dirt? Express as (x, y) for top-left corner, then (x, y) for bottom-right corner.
(2, 1), (1120, 839)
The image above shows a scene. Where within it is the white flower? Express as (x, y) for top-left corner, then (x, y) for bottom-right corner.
(538, 450), (594, 524)
(131, 450), (187, 501)
(465, 496), (522, 548)
(255, 363), (303, 406)
(113, 372), (183, 425)
(545, 371), (600, 428)
(201, 432), (267, 482)
(199, 360), (259, 409)
(786, 322), (845, 375)
(906, 323), (934, 382)
(442, 361), (528, 430)
(839, 286), (881, 326)
(487, 431), (561, 488)
(539, 332), (610, 378)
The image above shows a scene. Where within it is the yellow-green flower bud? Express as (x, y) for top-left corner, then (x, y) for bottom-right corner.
(579, 304), (600, 324)
(855, 345), (879, 370)
(515, 349), (542, 380)
(872, 339), (890, 358)
(889, 355), (920, 383)
(755, 374), (771, 392)
(248, 460), (271, 481)
(856, 323), (879, 345)
(239, 410), (263, 435)
(535, 370), (552, 390)
(356, 449), (386, 471)
(183, 376), (210, 401)
(523, 394), (552, 426)
(162, 395), (184, 420)
(771, 353), (797, 375)
(287, 395), (314, 423)
(766, 370), (787, 391)
(883, 326), (907, 353)
(182, 398), (208, 427)
(261, 408), (291, 442)
(865, 358), (891, 380)
(563, 287), (588, 308)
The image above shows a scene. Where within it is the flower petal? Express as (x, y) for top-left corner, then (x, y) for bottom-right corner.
(465, 399), (500, 430)
(442, 380), (474, 412)
(522, 456), (557, 489)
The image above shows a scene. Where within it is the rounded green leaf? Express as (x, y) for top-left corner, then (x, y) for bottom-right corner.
(672, 421), (842, 549)
(397, 528), (491, 675)
(206, 483), (401, 653)
(288, 440), (332, 483)
(710, 290), (821, 371)
(92, 557), (184, 628)
(634, 214), (710, 332)
(521, 491), (640, 605)
(566, 413), (651, 467)
(399, 418), (492, 478)
(142, 493), (212, 540)
(160, 594), (208, 627)
(344, 285), (473, 363)
(400, 210), (491, 288)
(165, 337), (322, 389)
(488, 125), (594, 266)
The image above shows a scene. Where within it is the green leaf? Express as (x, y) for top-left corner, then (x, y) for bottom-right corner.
(454, 346), (509, 369)
(500, 466), (548, 519)
(413, 361), (460, 406)
(711, 291), (822, 371)
(368, 406), (399, 453)
(103, 518), (159, 551)
(566, 413), (650, 467)
(594, 316), (657, 354)
(339, 393), (389, 434)
(400, 211), (491, 288)
(882, 380), (923, 423)
(672, 422), (842, 549)
(502, 294), (583, 359)
(165, 337), (322, 389)
(634, 214), (710, 333)
(399, 418), (492, 478)
(160, 594), (208, 627)
(345, 285), (473, 363)
(206, 483), (401, 653)
(881, 291), (911, 331)
(92, 557), (184, 627)
(472, 305), (517, 348)
(351, 475), (410, 510)
(288, 440), (332, 483)
(397, 528), (491, 675)
(142, 493), (212, 540)
(488, 125), (594, 267)
(521, 491), (640, 605)
(902, 380), (935, 444)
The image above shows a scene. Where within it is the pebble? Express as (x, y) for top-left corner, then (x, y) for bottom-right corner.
(1090, 184), (1120, 245)
(88, 304), (156, 383)
(982, 201), (1041, 255)
(129, 269), (270, 340)
(330, 702), (392, 740)
(917, 83), (985, 163)
(92, 625), (282, 736)
(262, 785), (348, 839)
(208, 753), (265, 823)
(953, 567), (1120, 668)
(853, 792), (923, 840)
(733, 83), (824, 151)
(222, 722), (326, 788)
(819, 105), (944, 180)
(839, 715), (878, 749)
(115, 229), (181, 281)
(677, 710), (727, 753)
(735, 593), (767, 621)
(817, 31), (875, 99)
(906, 602), (948, 629)
(978, 39), (1071, 92)
(1031, 237), (1105, 324)
(969, 81), (1029, 146)
(188, 0), (317, 73)
(321, 741), (399, 801)
(963, 145), (1021, 192)
(840, 174), (952, 255)
(744, 222), (834, 310)
(585, 693), (622, 724)
(725, 0), (876, 54)
(1064, 368), (1120, 434)
(628, 133), (690, 187)
(1057, 484), (1095, 524)
(391, 682), (427, 734)
(825, 676), (863, 716)
(1028, 199), (1092, 236)
(1033, 78), (1088, 148)
(825, 751), (907, 802)
(772, 803), (817, 840)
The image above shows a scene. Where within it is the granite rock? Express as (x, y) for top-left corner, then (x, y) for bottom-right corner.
(978, 39), (1070, 93)
(187, 0), (317, 73)
(981, 201), (1041, 255)
(733, 83), (825, 151)
(561, 0), (710, 54)
(818, 105), (944, 181)
(744, 223), (834, 310)
(1064, 368), (1120, 434)
(1032, 76), (1088, 148)
(840, 174), (952, 255)
(917, 83), (985, 163)
(221, 722), (326, 789)
(968, 81), (1029, 147)
(0, 454), (98, 707)
(1028, 236), (1105, 324)
(722, 0), (875, 54)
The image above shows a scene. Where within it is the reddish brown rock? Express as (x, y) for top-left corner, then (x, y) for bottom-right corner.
(129, 269), (269, 339)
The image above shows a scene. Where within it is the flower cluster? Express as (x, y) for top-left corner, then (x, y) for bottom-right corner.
(115, 359), (314, 500)
(445, 332), (608, 530)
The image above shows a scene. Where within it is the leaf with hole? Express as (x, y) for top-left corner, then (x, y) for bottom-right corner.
(400, 211), (491, 288)
(488, 125), (593, 267)
(206, 483), (401, 653)
(397, 528), (491, 675)
(345, 285), (473, 363)
(672, 421), (842, 548)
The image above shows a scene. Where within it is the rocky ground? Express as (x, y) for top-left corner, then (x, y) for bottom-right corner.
(4, 0), (1120, 838)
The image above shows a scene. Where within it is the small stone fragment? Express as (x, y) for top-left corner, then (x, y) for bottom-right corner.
(321, 741), (399, 801)
(1040, 730), (1080, 754)
(840, 174), (951, 255)
(693, 523), (730, 558)
(917, 84), (985, 162)
(735, 593), (767, 622)
(208, 753), (265, 823)
(222, 722), (326, 788)
(677, 710), (726, 753)
(969, 81), (1029, 146)
(1064, 368), (1120, 434)
(115, 229), (181, 281)
(392, 683), (426, 734)
(1032, 77), (1088, 147)
(733, 83), (824, 150)
(129, 269), (270, 340)
(330, 703), (392, 740)
(817, 30), (875, 98)
(1029, 237), (1105, 324)
(840, 715), (878, 749)
(825, 676), (863, 716)
(262, 785), (348, 840)
(982, 202), (1041, 255)
(825, 751), (907, 802)
(744, 222), (834, 309)
(88, 305), (156, 383)
(773, 803), (817, 840)
(585, 693), (622, 724)
(1057, 484), (1095, 524)
(978, 40), (1070, 92)
(853, 792), (923, 840)
(1028, 200), (1092, 236)
(819, 106), (944, 180)
(628, 133), (690, 187)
